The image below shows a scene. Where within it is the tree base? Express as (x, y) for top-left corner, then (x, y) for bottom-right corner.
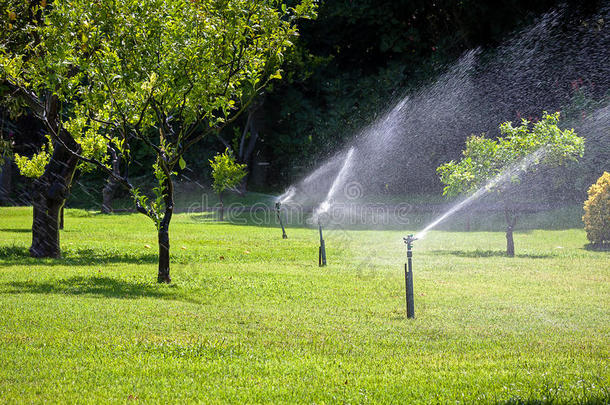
(157, 270), (171, 283)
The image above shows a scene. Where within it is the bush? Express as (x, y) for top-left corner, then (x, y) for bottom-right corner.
(583, 172), (610, 245)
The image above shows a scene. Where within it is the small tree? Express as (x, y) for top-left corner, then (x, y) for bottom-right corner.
(437, 112), (584, 256)
(210, 149), (247, 221)
(583, 172), (610, 246)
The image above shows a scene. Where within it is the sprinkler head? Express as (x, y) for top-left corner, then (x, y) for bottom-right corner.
(275, 201), (281, 211)
(403, 234), (418, 250)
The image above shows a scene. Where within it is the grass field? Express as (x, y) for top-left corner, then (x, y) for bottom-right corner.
(0, 206), (608, 403)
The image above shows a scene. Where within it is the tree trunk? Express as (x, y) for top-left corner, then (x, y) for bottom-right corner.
(30, 136), (80, 258)
(101, 148), (120, 214)
(218, 192), (224, 221)
(0, 158), (12, 205)
(59, 206), (64, 230)
(506, 225), (515, 257)
(157, 164), (174, 283)
(157, 224), (171, 283)
(504, 201), (517, 257)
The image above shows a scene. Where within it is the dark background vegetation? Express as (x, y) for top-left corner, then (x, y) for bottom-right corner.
(1, 0), (607, 208)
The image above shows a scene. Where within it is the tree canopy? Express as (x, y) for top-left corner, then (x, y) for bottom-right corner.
(438, 112), (584, 197)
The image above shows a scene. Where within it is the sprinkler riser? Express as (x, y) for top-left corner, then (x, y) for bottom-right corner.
(405, 255), (414, 319)
(403, 234), (416, 319)
(318, 223), (327, 266)
(275, 203), (288, 239)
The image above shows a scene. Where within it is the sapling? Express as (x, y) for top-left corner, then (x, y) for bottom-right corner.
(210, 149), (247, 222)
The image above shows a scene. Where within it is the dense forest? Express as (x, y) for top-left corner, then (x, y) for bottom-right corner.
(1, 0), (608, 206)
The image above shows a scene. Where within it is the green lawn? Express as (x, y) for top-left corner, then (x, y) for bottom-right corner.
(0, 207), (608, 403)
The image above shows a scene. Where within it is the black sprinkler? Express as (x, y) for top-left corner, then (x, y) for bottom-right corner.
(403, 234), (417, 319)
(318, 218), (327, 267)
(275, 202), (288, 239)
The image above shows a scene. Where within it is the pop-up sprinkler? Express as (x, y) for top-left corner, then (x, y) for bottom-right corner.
(318, 218), (327, 267)
(403, 234), (417, 319)
(275, 202), (288, 239)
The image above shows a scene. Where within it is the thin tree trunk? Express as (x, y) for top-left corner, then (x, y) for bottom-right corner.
(59, 206), (64, 230)
(157, 163), (174, 283)
(504, 201), (517, 257)
(218, 191), (224, 221)
(30, 135), (80, 258)
(157, 223), (171, 283)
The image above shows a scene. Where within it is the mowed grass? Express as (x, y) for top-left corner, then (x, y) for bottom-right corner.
(0, 206), (608, 403)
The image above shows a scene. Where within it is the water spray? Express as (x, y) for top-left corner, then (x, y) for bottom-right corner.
(403, 234), (417, 319)
(318, 217), (327, 267)
(415, 148), (547, 240)
(274, 201), (288, 239)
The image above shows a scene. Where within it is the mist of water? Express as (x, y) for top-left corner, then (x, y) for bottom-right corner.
(415, 148), (548, 240)
(270, 4), (608, 231)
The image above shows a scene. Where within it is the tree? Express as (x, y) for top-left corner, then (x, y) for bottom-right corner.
(210, 149), (247, 221)
(1, 0), (315, 280)
(437, 112), (584, 256)
(1, 0), (86, 256)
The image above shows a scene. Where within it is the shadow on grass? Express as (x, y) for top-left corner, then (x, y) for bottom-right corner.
(1, 274), (210, 305)
(430, 249), (556, 259)
(584, 243), (610, 252)
(0, 228), (31, 233)
(0, 245), (158, 266)
(0, 276), (179, 300)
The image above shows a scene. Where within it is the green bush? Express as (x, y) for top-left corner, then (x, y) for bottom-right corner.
(582, 171), (610, 245)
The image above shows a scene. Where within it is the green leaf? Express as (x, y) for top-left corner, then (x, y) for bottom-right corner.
(179, 156), (186, 170)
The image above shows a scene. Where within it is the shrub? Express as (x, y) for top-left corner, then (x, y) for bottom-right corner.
(583, 172), (610, 245)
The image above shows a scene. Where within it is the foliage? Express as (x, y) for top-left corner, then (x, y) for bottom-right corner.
(437, 112), (584, 197)
(13, 135), (52, 178)
(209, 148), (247, 195)
(582, 171), (610, 245)
(1, 0), (315, 200)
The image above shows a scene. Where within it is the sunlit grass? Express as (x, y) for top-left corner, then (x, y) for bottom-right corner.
(0, 207), (608, 403)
